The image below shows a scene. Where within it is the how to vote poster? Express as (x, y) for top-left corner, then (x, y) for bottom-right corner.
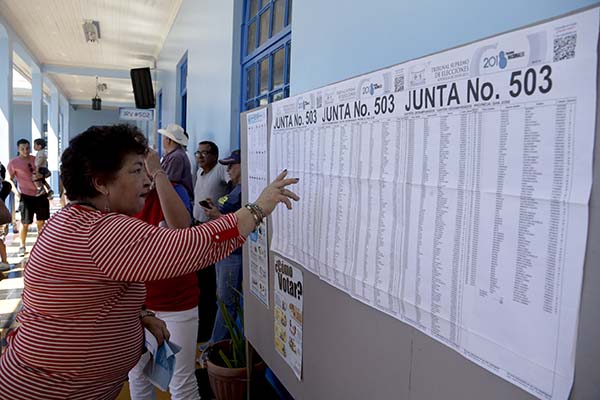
(273, 256), (303, 380)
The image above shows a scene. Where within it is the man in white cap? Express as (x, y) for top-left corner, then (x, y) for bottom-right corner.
(158, 123), (194, 199)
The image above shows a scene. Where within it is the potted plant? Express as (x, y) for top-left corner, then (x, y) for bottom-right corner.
(206, 292), (265, 400)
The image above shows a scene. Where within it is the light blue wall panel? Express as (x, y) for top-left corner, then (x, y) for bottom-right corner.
(68, 108), (120, 140)
(157, 0), (242, 166)
(291, 0), (598, 94)
(12, 103), (31, 149)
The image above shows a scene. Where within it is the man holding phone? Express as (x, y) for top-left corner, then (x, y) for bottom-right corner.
(192, 141), (229, 224)
(192, 140), (230, 344)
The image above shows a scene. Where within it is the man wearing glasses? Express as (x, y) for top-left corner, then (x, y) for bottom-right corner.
(192, 141), (230, 224)
(192, 140), (230, 344)
(7, 139), (50, 256)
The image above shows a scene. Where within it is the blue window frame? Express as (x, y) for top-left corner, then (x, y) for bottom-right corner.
(177, 53), (188, 130)
(241, 0), (292, 112)
(156, 89), (163, 156)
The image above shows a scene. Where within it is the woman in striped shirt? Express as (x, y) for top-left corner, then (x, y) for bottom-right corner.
(0, 124), (298, 400)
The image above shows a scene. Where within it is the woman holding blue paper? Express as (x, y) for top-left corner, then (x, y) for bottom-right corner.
(128, 125), (201, 400)
(0, 124), (299, 400)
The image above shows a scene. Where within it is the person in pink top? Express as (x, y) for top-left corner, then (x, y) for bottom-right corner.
(0, 124), (299, 399)
(7, 138), (50, 256)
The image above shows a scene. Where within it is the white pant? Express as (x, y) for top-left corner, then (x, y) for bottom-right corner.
(128, 307), (200, 400)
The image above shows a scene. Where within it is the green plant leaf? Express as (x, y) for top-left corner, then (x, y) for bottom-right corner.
(219, 349), (233, 368)
(216, 291), (246, 368)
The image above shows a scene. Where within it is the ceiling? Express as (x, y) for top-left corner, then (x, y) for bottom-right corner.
(0, 0), (182, 107)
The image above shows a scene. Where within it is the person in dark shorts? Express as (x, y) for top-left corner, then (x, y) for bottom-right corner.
(0, 162), (9, 271)
(7, 139), (50, 256)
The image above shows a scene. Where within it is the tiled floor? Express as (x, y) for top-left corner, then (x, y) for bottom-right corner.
(0, 199), (63, 354)
(0, 227), (31, 355)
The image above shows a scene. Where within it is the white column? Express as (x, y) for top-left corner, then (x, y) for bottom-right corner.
(47, 86), (59, 190)
(0, 27), (13, 164)
(59, 94), (70, 153)
(31, 68), (43, 142)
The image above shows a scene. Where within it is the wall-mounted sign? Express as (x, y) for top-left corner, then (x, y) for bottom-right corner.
(119, 108), (154, 121)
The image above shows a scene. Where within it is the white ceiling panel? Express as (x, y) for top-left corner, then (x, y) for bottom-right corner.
(47, 73), (137, 104)
(0, 0), (181, 104)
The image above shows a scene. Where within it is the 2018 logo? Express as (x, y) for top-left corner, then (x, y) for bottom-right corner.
(483, 51), (508, 69)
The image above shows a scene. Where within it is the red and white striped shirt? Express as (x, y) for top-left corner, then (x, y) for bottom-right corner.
(0, 204), (245, 400)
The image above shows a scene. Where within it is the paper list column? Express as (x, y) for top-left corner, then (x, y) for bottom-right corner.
(351, 121), (372, 301)
(390, 117), (409, 315)
(324, 125), (342, 284)
(489, 109), (509, 294)
(332, 125), (353, 291)
(317, 124), (334, 280)
(544, 99), (574, 314)
(374, 119), (399, 313)
(414, 117), (432, 329)
(305, 126), (319, 274)
(399, 118), (415, 318)
(297, 129), (307, 267)
(430, 114), (448, 340)
(344, 122), (362, 290)
(314, 125), (327, 275)
(513, 106), (543, 306)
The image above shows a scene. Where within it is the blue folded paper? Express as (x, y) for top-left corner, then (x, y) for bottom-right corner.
(141, 328), (182, 391)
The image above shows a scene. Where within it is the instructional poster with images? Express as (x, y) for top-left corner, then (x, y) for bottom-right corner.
(246, 108), (270, 306)
(269, 8), (598, 400)
(274, 256), (303, 380)
(248, 222), (269, 306)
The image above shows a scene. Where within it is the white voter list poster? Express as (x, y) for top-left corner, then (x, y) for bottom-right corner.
(246, 108), (270, 307)
(269, 8), (598, 400)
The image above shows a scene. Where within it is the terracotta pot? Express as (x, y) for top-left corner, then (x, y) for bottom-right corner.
(206, 340), (265, 400)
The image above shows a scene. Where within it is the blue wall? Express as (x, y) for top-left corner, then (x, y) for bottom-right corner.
(290, 0), (598, 95)
(11, 102), (48, 154)
(69, 108), (120, 139)
(157, 0), (242, 164)
(156, 0), (597, 158)
(12, 103), (31, 146)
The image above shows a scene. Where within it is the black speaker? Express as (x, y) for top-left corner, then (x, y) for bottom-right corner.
(130, 67), (155, 109)
(92, 96), (102, 110)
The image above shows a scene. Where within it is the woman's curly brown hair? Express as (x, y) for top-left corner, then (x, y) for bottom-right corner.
(61, 124), (148, 200)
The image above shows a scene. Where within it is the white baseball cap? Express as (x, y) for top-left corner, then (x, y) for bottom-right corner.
(158, 123), (188, 146)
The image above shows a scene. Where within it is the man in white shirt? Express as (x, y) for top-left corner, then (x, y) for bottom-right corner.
(192, 141), (229, 223)
(192, 140), (230, 343)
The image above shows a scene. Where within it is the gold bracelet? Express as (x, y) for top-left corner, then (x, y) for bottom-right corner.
(244, 203), (264, 228)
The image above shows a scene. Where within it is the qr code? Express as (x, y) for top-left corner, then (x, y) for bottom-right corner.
(553, 33), (576, 62)
(394, 75), (404, 92)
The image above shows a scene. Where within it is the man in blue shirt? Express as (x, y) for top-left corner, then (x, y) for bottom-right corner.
(202, 150), (242, 344)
